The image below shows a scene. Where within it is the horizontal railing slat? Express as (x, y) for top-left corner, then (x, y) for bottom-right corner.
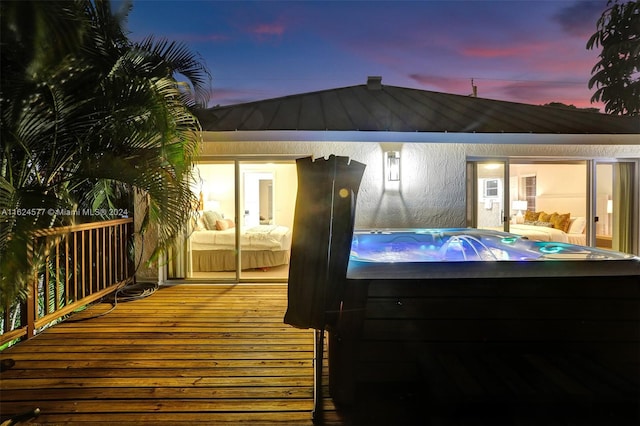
(31, 218), (132, 237)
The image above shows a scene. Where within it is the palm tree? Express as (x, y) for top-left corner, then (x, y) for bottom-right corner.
(0, 0), (211, 306)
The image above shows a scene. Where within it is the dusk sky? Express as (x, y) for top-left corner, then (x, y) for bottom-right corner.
(123, 0), (609, 110)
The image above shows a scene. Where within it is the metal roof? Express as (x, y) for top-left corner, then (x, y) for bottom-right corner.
(196, 79), (640, 134)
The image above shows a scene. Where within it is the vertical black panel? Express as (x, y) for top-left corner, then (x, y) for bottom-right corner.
(284, 155), (365, 330)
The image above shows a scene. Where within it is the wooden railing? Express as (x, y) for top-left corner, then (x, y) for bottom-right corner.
(1, 218), (134, 347)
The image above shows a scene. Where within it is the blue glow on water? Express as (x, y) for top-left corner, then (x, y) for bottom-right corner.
(539, 245), (564, 254)
(350, 228), (632, 263)
(501, 237), (518, 244)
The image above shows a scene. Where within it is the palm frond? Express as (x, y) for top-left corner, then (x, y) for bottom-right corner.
(135, 36), (212, 108)
(1, 0), (210, 305)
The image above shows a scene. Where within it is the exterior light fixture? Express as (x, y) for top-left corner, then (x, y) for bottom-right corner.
(385, 151), (400, 182)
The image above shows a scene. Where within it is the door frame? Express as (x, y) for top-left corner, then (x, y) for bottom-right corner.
(467, 158), (510, 231)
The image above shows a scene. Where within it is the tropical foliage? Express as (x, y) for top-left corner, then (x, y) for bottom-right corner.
(0, 0), (211, 306)
(587, 0), (640, 116)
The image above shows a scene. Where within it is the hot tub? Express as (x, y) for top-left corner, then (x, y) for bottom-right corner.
(330, 228), (640, 405)
(347, 228), (640, 280)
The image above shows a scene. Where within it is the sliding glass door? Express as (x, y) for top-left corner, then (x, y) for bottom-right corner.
(167, 158), (297, 281)
(468, 158), (637, 255)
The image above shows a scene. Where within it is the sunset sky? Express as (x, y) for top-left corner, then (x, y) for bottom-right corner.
(124, 0), (608, 110)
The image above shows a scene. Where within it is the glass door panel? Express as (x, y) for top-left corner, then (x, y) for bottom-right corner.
(509, 161), (588, 246)
(239, 161), (297, 280)
(475, 162), (507, 230)
(188, 162), (237, 279)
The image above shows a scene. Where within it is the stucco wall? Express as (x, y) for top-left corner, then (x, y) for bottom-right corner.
(199, 140), (466, 228)
(200, 133), (639, 231)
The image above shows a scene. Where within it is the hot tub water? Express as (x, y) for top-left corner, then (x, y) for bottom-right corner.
(350, 228), (632, 263)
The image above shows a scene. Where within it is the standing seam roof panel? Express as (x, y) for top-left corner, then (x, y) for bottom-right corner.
(349, 86), (411, 131)
(297, 93), (325, 130)
(381, 86), (449, 131)
(196, 83), (640, 134)
(318, 90), (354, 130)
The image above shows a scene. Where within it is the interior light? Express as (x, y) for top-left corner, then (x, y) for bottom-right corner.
(512, 200), (528, 223)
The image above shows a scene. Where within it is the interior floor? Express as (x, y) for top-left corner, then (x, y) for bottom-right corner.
(189, 264), (290, 280)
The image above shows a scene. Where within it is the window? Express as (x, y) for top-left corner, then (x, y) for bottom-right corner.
(523, 176), (536, 212)
(484, 179), (499, 198)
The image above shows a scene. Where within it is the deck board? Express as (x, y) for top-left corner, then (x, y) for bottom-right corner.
(1, 284), (338, 425)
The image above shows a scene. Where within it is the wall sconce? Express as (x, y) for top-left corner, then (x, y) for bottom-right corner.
(385, 151), (400, 182)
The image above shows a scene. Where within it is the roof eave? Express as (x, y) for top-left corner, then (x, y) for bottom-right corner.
(201, 130), (640, 145)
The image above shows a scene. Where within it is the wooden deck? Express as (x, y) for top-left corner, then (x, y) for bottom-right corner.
(2, 283), (639, 425)
(1, 284), (339, 425)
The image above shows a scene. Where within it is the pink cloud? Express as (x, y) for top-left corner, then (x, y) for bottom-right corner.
(228, 7), (293, 42)
(490, 80), (602, 111)
(461, 40), (550, 59)
(240, 21), (288, 42)
(525, 44), (599, 76)
(407, 74), (602, 111)
(252, 23), (285, 36)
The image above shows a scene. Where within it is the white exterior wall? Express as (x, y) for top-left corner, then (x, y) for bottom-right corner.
(201, 131), (640, 232)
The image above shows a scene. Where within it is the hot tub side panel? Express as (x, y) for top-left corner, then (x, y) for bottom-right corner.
(328, 275), (640, 405)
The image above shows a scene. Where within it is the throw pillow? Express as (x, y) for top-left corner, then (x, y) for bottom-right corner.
(538, 211), (552, 222)
(216, 218), (235, 230)
(202, 211), (223, 230)
(568, 217), (586, 234)
(534, 221), (553, 227)
(524, 210), (539, 222)
(551, 212), (571, 232)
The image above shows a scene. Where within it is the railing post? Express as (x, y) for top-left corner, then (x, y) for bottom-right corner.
(20, 236), (37, 340)
(2, 301), (10, 336)
(24, 270), (37, 339)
